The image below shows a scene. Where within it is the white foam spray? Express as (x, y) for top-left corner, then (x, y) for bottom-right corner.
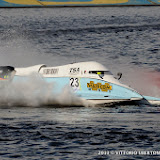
(0, 29), (71, 67)
(0, 33), (93, 107)
(0, 74), (91, 107)
(119, 66), (160, 98)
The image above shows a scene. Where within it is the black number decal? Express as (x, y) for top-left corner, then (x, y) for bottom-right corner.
(70, 68), (80, 74)
(75, 78), (79, 87)
(70, 78), (79, 88)
(70, 78), (74, 87)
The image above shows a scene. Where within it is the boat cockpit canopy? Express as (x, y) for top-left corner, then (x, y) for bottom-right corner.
(89, 70), (113, 79)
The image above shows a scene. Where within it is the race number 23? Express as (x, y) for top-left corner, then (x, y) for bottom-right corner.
(70, 78), (79, 88)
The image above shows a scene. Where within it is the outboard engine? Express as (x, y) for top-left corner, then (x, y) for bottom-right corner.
(0, 66), (15, 87)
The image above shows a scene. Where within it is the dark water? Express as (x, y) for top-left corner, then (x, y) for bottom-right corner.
(0, 7), (160, 159)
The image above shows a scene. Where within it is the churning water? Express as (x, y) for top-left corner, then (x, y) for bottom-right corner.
(0, 7), (160, 159)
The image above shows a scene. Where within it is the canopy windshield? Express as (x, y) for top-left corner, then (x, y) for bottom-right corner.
(89, 70), (113, 79)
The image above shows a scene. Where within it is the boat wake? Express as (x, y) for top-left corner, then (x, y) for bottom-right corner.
(0, 74), (90, 108)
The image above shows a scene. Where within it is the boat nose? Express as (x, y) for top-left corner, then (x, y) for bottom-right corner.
(126, 88), (143, 100)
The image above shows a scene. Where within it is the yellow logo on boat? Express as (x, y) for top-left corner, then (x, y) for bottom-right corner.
(87, 81), (112, 92)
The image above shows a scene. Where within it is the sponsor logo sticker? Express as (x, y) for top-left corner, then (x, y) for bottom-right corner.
(87, 81), (112, 92)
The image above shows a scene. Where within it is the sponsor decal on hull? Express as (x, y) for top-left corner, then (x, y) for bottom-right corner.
(87, 81), (112, 92)
(43, 68), (59, 75)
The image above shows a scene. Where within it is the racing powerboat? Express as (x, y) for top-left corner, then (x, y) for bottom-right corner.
(0, 61), (160, 106)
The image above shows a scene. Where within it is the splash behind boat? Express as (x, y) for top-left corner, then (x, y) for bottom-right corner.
(1, 61), (160, 106)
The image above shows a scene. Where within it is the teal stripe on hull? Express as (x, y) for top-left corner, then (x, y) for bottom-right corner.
(13, 76), (143, 101)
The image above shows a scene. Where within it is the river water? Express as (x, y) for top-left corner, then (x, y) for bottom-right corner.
(0, 7), (160, 159)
